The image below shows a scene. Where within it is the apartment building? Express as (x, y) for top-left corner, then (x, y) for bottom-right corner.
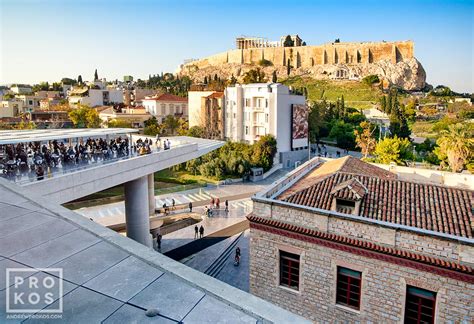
(142, 93), (188, 121)
(224, 83), (308, 166)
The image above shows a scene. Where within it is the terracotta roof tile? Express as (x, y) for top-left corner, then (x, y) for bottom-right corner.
(143, 93), (187, 102)
(280, 158), (474, 238)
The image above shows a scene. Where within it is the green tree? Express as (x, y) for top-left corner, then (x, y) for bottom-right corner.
(144, 123), (163, 136)
(68, 105), (101, 128)
(144, 116), (158, 127)
(329, 120), (356, 150)
(107, 119), (132, 128)
(242, 68), (266, 84)
(163, 115), (180, 135)
(188, 126), (205, 138)
(272, 70), (277, 83)
(229, 74), (237, 85)
(287, 59), (291, 76)
(362, 75), (380, 86)
(204, 76), (208, 84)
(94, 69), (98, 81)
(251, 135), (277, 171)
(380, 96), (387, 112)
(61, 77), (76, 85)
(435, 123), (474, 172)
(354, 121), (377, 158)
(15, 120), (37, 130)
(374, 136), (413, 165)
(177, 118), (189, 135)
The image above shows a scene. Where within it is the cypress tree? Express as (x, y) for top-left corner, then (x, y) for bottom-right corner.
(204, 76), (208, 84)
(287, 59), (291, 76)
(272, 70), (277, 83)
(94, 69), (98, 81)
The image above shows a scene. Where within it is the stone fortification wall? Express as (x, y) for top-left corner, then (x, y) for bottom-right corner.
(180, 40), (425, 90)
(186, 41), (414, 69)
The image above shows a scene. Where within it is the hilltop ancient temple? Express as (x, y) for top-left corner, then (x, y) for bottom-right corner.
(179, 36), (426, 91)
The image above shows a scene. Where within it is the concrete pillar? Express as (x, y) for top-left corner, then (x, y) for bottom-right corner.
(124, 176), (151, 247)
(148, 173), (155, 216)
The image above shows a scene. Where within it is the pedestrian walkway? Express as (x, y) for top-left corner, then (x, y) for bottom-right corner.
(75, 167), (289, 226)
(160, 198), (252, 254)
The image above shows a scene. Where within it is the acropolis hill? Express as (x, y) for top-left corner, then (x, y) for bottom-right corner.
(179, 36), (426, 90)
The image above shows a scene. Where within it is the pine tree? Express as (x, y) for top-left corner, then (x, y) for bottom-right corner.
(272, 70), (277, 83)
(94, 69), (98, 81)
(204, 76), (208, 84)
(78, 75), (83, 84)
(287, 59), (291, 76)
(214, 74), (218, 82)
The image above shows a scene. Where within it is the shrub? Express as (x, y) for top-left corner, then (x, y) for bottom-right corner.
(258, 59), (273, 67)
(362, 75), (380, 86)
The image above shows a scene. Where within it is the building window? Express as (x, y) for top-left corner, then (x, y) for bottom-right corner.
(245, 98), (251, 107)
(233, 113), (236, 119)
(265, 113), (269, 123)
(335, 199), (356, 214)
(404, 286), (436, 324)
(265, 99), (268, 107)
(29, 100), (33, 105)
(245, 126), (249, 135)
(279, 250), (300, 290)
(336, 267), (361, 310)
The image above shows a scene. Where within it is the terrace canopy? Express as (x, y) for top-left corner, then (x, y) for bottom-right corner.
(0, 128), (138, 145)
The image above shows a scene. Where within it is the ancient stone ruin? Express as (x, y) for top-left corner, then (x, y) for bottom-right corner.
(179, 38), (426, 91)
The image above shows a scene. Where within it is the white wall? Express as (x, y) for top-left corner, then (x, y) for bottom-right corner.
(224, 83), (306, 154)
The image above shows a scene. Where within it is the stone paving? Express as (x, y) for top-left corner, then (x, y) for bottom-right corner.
(75, 168), (289, 226)
(160, 199), (252, 254)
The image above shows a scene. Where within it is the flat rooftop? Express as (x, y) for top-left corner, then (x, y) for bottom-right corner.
(0, 128), (139, 145)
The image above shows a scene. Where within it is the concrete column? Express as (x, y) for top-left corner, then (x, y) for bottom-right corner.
(148, 173), (155, 216)
(124, 176), (151, 247)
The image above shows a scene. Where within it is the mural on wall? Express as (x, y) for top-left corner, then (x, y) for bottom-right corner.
(291, 104), (308, 149)
(292, 104), (308, 139)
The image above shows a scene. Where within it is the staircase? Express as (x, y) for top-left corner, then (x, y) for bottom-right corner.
(205, 232), (243, 278)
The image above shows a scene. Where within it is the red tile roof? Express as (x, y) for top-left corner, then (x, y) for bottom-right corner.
(143, 93), (187, 102)
(280, 158), (474, 238)
(247, 214), (474, 282)
(279, 156), (395, 199)
(206, 92), (224, 99)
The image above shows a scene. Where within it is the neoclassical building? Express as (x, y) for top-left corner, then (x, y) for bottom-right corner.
(248, 156), (473, 323)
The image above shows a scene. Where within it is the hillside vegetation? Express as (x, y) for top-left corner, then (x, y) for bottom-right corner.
(282, 76), (383, 109)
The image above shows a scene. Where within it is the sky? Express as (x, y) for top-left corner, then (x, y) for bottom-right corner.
(1, 0), (473, 92)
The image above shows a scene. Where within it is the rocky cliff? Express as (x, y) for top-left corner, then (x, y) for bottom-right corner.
(179, 58), (426, 91)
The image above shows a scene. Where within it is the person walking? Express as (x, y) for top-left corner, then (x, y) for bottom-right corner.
(234, 246), (241, 266)
(199, 225), (204, 238)
(194, 225), (199, 239)
(189, 202), (193, 213)
(216, 197), (220, 209)
(172, 198), (175, 210)
(157, 233), (162, 250)
(225, 200), (229, 213)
